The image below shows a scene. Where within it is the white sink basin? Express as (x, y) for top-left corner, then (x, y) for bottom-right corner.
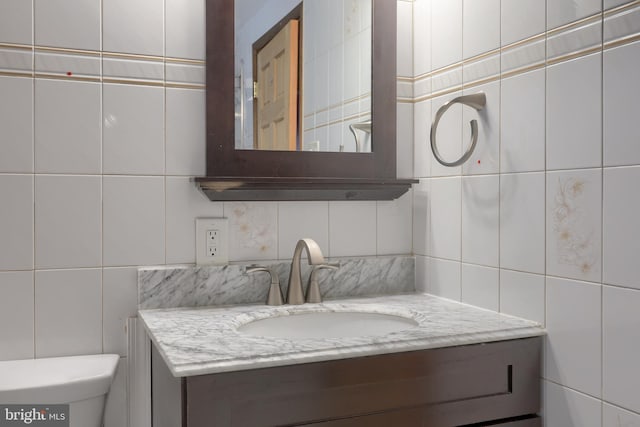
(237, 311), (418, 339)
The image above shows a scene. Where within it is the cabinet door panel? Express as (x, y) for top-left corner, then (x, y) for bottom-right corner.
(183, 337), (541, 427)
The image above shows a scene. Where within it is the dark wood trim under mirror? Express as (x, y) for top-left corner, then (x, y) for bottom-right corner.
(199, 0), (417, 201)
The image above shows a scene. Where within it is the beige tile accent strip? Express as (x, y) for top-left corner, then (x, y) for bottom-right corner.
(500, 62), (546, 80)
(34, 73), (101, 83)
(103, 51), (164, 62)
(165, 83), (206, 90)
(35, 46), (100, 57)
(546, 46), (602, 66)
(604, 32), (640, 49)
(604, 0), (640, 15)
(462, 74), (501, 90)
(0, 71), (33, 78)
(0, 43), (32, 51)
(103, 78), (165, 87)
(164, 57), (206, 65)
(500, 33), (546, 54)
(547, 13), (602, 36)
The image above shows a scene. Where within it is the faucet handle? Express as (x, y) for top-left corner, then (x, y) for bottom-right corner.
(246, 266), (284, 306)
(306, 263), (340, 304)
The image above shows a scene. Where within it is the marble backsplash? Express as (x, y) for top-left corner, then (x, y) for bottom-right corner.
(138, 256), (415, 309)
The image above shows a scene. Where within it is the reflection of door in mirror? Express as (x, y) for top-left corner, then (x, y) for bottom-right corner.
(235, 0), (372, 153)
(255, 19), (299, 151)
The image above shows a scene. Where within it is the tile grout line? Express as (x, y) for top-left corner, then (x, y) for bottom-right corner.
(31, 0), (36, 359)
(542, 0), (548, 333)
(600, 2), (605, 413)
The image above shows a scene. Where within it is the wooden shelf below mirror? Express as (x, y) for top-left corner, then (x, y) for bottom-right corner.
(195, 177), (416, 201)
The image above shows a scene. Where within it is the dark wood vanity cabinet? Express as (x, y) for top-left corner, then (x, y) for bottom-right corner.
(180, 337), (541, 427)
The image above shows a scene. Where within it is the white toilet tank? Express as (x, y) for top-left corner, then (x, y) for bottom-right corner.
(0, 354), (120, 427)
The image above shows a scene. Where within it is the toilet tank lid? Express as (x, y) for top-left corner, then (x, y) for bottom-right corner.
(0, 354), (120, 404)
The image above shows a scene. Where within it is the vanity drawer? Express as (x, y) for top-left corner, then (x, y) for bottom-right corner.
(182, 337), (541, 427)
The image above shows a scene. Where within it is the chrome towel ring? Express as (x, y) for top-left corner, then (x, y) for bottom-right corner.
(430, 92), (486, 167)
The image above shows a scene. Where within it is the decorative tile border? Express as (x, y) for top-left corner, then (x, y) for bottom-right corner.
(397, 0), (640, 103)
(0, 43), (205, 89)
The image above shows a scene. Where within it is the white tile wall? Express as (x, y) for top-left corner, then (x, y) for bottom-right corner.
(412, 179), (430, 256)
(429, 177), (461, 260)
(165, 0), (205, 60)
(413, 0), (431, 76)
(413, 100), (432, 178)
(412, 0), (640, 423)
(429, 257), (461, 300)
(278, 202), (329, 259)
(501, 0), (545, 45)
(35, 269), (102, 358)
(431, 0), (462, 70)
(0, 175), (34, 270)
(35, 175), (102, 269)
(397, 102), (415, 178)
(604, 41), (640, 167)
(415, 255), (429, 293)
(0, 0), (32, 44)
(165, 178), (224, 264)
(0, 271), (34, 360)
(103, 0), (164, 56)
(499, 269), (545, 324)
(329, 201), (377, 257)
(603, 403), (640, 426)
(34, 0), (101, 50)
(103, 268), (139, 356)
(103, 84), (165, 175)
(377, 190), (413, 255)
(34, 79), (102, 174)
(545, 276), (601, 397)
(397, 0), (413, 77)
(603, 166), (640, 290)
(461, 263), (499, 311)
(543, 380), (602, 427)
(462, 0), (500, 58)
(103, 176), (165, 267)
(461, 175), (499, 267)
(499, 172), (545, 274)
(547, 0), (602, 29)
(166, 88), (206, 176)
(0, 76), (33, 173)
(500, 69), (545, 173)
(546, 53), (602, 170)
(603, 285), (640, 413)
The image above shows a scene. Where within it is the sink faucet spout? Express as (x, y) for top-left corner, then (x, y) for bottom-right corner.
(287, 238), (326, 305)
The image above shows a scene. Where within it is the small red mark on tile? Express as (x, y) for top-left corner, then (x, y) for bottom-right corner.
(477, 160), (481, 164)
(67, 71), (72, 76)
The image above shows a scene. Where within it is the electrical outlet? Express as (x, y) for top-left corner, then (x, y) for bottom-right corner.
(196, 218), (229, 265)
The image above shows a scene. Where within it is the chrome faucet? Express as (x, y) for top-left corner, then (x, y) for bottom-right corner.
(287, 238), (326, 305)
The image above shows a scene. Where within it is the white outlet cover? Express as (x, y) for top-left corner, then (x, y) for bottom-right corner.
(196, 218), (229, 265)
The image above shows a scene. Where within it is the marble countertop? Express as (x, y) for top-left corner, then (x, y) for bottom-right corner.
(139, 293), (545, 377)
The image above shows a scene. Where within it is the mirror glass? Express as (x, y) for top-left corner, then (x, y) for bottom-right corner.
(234, 0), (372, 153)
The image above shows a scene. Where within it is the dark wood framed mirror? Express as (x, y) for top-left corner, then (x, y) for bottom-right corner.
(196, 0), (416, 201)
